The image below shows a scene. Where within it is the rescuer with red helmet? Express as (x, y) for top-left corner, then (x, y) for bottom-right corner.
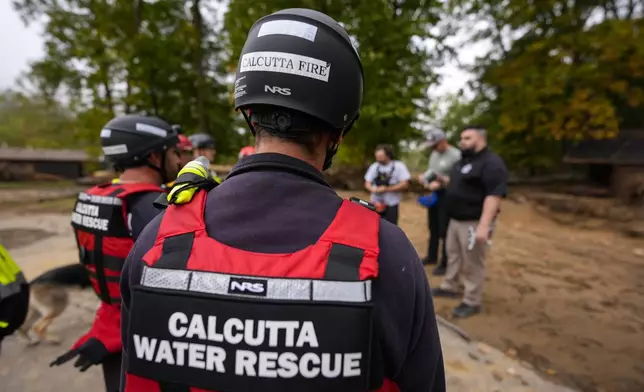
(50, 114), (181, 392)
(238, 145), (256, 160)
(176, 133), (194, 167)
(119, 9), (445, 392)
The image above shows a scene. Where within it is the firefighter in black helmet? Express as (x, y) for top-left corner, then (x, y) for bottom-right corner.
(49, 114), (181, 392)
(188, 133), (221, 182)
(120, 9), (445, 392)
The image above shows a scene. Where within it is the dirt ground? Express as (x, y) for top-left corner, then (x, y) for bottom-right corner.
(390, 192), (644, 392)
(0, 197), (576, 392)
(0, 189), (642, 392)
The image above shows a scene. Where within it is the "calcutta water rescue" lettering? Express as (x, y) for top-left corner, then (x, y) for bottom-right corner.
(133, 312), (362, 379)
(71, 202), (110, 231)
(239, 51), (331, 82)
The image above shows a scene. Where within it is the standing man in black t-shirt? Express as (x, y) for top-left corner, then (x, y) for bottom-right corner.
(432, 126), (508, 318)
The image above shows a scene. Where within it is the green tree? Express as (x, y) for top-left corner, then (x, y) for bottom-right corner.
(449, 0), (644, 171)
(0, 90), (78, 149)
(12, 0), (239, 156)
(223, 0), (450, 165)
(430, 93), (484, 141)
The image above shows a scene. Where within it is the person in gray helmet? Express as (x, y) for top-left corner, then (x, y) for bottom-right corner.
(188, 133), (221, 182)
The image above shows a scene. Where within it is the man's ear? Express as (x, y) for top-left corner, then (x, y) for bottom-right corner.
(147, 151), (162, 166)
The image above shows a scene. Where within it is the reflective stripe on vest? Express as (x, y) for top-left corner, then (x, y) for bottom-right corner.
(0, 272), (26, 301)
(140, 266), (372, 303)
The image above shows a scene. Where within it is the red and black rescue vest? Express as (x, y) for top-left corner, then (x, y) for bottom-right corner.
(124, 189), (401, 392)
(71, 182), (164, 305)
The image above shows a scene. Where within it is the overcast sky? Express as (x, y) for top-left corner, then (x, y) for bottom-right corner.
(0, 1), (488, 98)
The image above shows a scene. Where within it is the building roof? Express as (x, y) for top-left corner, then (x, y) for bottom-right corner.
(563, 130), (644, 165)
(0, 147), (91, 162)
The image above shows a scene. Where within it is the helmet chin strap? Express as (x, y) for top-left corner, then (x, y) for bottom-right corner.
(322, 115), (358, 171)
(144, 150), (171, 184)
(241, 108), (256, 136)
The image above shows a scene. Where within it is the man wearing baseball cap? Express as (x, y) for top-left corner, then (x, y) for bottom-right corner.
(418, 130), (461, 275)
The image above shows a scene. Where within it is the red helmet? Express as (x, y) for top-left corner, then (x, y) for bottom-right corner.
(238, 145), (255, 159)
(177, 134), (193, 152)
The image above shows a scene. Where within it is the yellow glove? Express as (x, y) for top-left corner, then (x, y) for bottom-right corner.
(167, 157), (213, 205)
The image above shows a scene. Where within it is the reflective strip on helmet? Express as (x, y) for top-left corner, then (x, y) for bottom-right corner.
(102, 144), (128, 155)
(136, 123), (168, 137)
(257, 19), (319, 42)
(140, 266), (372, 303)
(77, 192), (123, 206)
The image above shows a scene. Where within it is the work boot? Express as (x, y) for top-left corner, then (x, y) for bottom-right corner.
(421, 256), (436, 265)
(431, 287), (460, 299)
(432, 264), (447, 276)
(452, 303), (481, 318)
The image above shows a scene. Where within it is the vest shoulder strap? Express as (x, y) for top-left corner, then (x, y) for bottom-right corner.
(320, 199), (380, 253)
(157, 190), (207, 239)
(113, 183), (165, 199)
(88, 183), (164, 198)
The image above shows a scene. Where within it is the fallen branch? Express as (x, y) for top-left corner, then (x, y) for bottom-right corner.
(436, 315), (472, 342)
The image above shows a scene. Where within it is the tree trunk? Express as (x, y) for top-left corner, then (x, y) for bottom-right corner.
(102, 76), (114, 116)
(125, 0), (145, 114)
(191, 0), (209, 134)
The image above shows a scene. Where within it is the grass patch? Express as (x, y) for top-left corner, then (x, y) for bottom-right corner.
(0, 180), (76, 190)
(0, 197), (76, 214)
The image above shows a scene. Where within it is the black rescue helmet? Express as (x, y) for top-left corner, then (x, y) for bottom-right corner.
(100, 114), (179, 167)
(234, 8), (363, 132)
(188, 133), (216, 149)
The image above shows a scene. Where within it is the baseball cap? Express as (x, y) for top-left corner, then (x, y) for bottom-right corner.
(425, 130), (446, 147)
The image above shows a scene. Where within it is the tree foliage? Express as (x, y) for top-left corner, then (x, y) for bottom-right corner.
(11, 0), (237, 156)
(446, 0), (644, 171)
(0, 90), (76, 149)
(223, 0), (450, 165)
(8, 0), (642, 171)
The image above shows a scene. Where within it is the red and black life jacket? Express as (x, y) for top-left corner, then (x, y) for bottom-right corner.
(124, 189), (400, 392)
(71, 182), (164, 305)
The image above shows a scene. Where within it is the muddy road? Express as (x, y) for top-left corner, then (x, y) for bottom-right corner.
(1, 190), (642, 392)
(393, 193), (644, 392)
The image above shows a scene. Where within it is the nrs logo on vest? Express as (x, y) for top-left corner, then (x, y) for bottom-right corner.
(132, 311), (363, 379)
(228, 277), (268, 296)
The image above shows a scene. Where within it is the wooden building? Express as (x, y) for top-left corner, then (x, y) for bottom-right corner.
(0, 147), (91, 181)
(563, 130), (644, 202)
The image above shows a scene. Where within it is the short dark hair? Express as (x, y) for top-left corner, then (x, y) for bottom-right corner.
(375, 144), (395, 159)
(461, 125), (487, 137)
(251, 106), (341, 155)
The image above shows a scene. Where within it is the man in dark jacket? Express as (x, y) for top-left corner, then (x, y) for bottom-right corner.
(120, 8), (445, 392)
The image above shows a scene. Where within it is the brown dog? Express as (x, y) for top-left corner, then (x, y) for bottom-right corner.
(18, 264), (91, 345)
